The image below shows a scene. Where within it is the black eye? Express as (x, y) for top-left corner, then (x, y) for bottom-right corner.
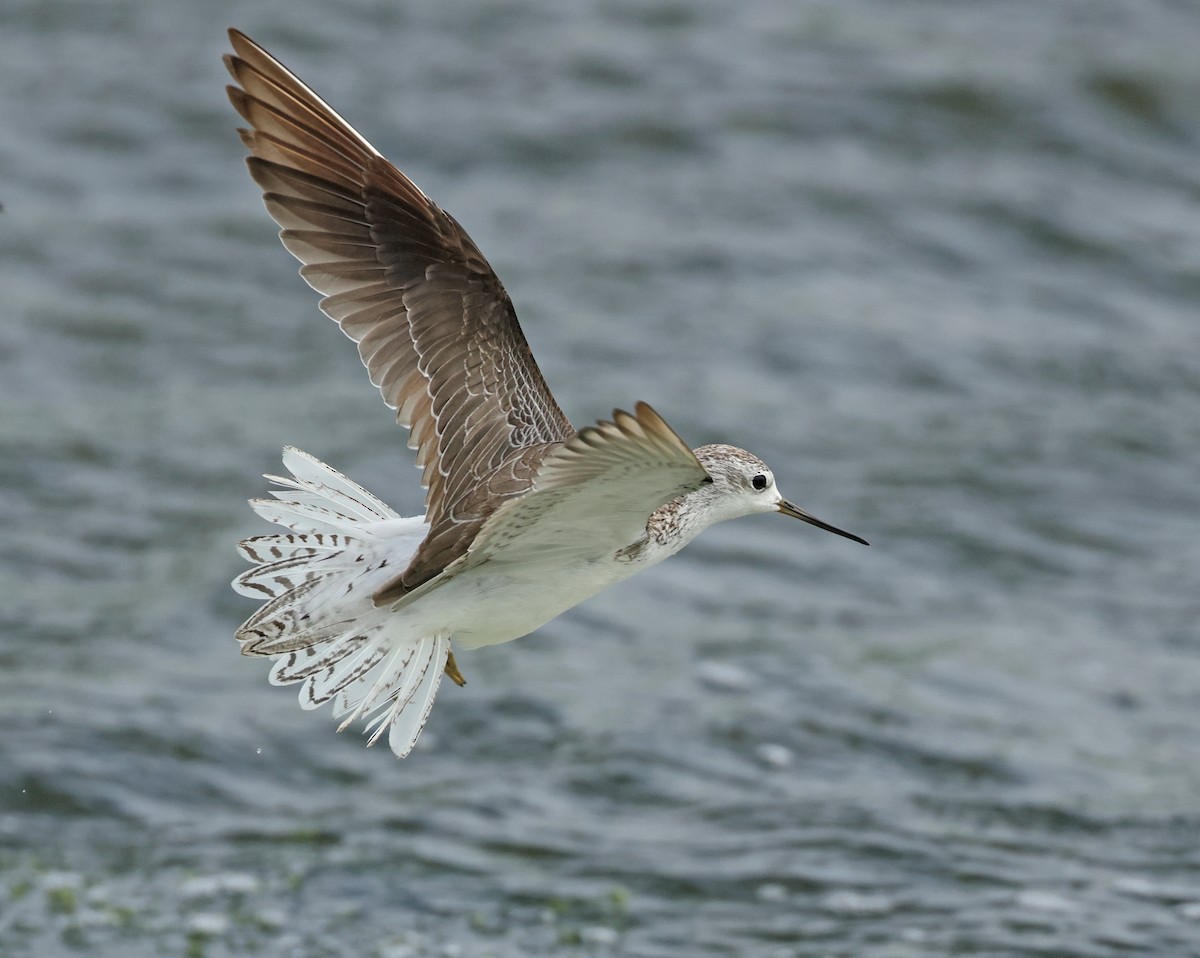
(752, 474), (768, 491)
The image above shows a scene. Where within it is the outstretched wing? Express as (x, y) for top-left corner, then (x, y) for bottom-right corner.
(224, 29), (574, 541)
(374, 403), (711, 605)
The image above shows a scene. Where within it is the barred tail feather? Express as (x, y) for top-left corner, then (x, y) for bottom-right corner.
(232, 548), (358, 599)
(237, 532), (345, 564)
(234, 448), (446, 757)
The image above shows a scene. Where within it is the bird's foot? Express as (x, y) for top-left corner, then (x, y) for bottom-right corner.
(444, 651), (467, 687)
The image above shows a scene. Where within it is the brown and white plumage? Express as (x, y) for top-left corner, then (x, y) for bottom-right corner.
(226, 29), (866, 758)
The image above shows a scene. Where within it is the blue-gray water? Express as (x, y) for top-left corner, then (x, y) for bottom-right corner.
(3, 1), (1200, 955)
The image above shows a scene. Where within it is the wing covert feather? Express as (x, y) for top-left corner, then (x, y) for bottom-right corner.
(371, 403), (710, 606)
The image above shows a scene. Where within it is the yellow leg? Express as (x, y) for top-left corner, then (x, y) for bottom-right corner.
(444, 650), (467, 687)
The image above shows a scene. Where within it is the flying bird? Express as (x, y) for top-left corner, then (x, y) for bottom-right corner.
(225, 29), (867, 758)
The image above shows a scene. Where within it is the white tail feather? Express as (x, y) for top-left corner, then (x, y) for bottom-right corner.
(387, 636), (448, 757)
(279, 446), (399, 520)
(360, 634), (448, 755)
(234, 448), (448, 757)
(249, 497), (365, 535)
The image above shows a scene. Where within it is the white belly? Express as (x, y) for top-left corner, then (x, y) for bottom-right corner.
(413, 554), (640, 650)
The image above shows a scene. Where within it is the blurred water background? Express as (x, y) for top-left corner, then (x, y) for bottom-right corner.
(3, 0), (1200, 955)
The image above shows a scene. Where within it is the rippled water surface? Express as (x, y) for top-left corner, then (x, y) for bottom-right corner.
(4, 1), (1200, 955)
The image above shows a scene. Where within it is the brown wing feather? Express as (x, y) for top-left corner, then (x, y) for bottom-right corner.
(225, 29), (574, 587)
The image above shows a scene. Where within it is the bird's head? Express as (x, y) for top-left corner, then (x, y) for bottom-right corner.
(692, 444), (868, 545)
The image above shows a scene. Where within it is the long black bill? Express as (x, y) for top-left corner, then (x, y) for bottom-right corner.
(777, 500), (869, 546)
